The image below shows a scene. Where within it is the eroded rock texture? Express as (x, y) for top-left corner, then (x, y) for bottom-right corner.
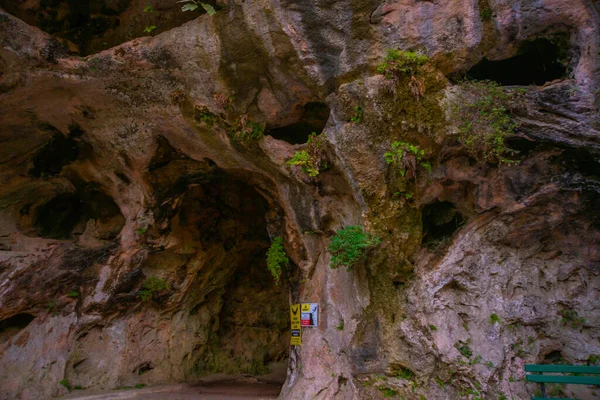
(0, 0), (599, 399)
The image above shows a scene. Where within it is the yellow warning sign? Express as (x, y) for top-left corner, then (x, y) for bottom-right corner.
(291, 329), (301, 346)
(301, 304), (311, 312)
(290, 304), (301, 345)
(290, 304), (301, 330)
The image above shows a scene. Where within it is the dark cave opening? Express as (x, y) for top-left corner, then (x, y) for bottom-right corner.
(421, 201), (464, 244)
(0, 313), (35, 345)
(147, 166), (291, 381)
(30, 124), (81, 178)
(465, 38), (568, 86)
(0, 0), (208, 56)
(267, 102), (330, 144)
(31, 189), (125, 240)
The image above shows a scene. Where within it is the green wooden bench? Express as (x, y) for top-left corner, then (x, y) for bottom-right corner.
(525, 364), (600, 399)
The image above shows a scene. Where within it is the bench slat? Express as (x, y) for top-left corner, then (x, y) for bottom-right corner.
(526, 374), (600, 385)
(532, 398), (577, 400)
(525, 364), (600, 374)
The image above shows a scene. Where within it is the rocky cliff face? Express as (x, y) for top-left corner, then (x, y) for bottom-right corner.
(0, 1), (599, 399)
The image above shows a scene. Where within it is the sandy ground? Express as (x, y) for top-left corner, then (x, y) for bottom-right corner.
(58, 363), (288, 400)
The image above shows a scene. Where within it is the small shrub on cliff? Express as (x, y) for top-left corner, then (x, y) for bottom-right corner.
(178, 0), (216, 15)
(455, 338), (473, 358)
(60, 379), (71, 390)
(350, 105), (363, 123)
(384, 141), (431, 179)
(287, 132), (328, 177)
(230, 114), (264, 143)
(559, 309), (585, 329)
(490, 313), (501, 324)
(328, 226), (381, 271)
(194, 105), (217, 126)
(266, 237), (288, 285)
(377, 49), (429, 78)
(377, 49), (429, 97)
(140, 276), (169, 302)
(448, 80), (523, 165)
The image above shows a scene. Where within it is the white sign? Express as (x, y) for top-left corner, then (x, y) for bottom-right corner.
(301, 303), (318, 327)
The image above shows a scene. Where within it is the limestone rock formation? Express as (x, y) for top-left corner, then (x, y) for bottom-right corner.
(0, 0), (599, 399)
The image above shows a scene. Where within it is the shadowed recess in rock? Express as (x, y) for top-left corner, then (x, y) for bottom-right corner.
(421, 201), (464, 244)
(0, 0), (206, 55)
(267, 102), (330, 144)
(31, 189), (124, 240)
(0, 314), (35, 345)
(29, 123), (81, 178)
(465, 38), (569, 85)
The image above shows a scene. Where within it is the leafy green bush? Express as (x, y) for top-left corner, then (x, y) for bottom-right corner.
(140, 276), (169, 302)
(559, 309), (585, 329)
(178, 0), (216, 15)
(287, 133), (327, 177)
(377, 49), (429, 78)
(328, 226), (381, 270)
(266, 237), (288, 285)
(449, 80), (524, 165)
(384, 141), (431, 178)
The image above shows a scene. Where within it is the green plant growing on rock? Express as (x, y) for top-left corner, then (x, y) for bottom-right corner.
(143, 25), (157, 34)
(455, 339), (473, 358)
(328, 226), (381, 271)
(350, 105), (363, 123)
(60, 379), (71, 390)
(266, 236), (288, 285)
(449, 80), (523, 165)
(67, 290), (79, 298)
(377, 49), (429, 98)
(194, 105), (217, 126)
(490, 313), (501, 324)
(178, 0), (216, 15)
(336, 319), (345, 331)
(377, 49), (429, 79)
(384, 141), (430, 179)
(559, 309), (585, 329)
(230, 114), (264, 143)
(140, 276), (169, 302)
(143, 5), (154, 13)
(287, 133), (327, 177)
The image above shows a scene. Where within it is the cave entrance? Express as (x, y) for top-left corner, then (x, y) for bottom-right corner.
(465, 38), (568, 85)
(267, 102), (330, 144)
(421, 201), (464, 245)
(169, 173), (290, 387)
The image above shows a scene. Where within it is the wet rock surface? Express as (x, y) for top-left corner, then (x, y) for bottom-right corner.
(0, 1), (599, 399)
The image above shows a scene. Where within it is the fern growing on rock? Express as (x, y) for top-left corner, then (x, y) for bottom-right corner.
(384, 141), (431, 179)
(266, 237), (288, 285)
(287, 132), (328, 177)
(328, 226), (381, 271)
(448, 80), (524, 165)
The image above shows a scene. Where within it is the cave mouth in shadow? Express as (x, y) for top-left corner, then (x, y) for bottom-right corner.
(167, 172), (291, 384)
(267, 102), (330, 144)
(0, 313), (35, 345)
(29, 188), (125, 240)
(464, 38), (569, 86)
(0, 0), (212, 56)
(422, 201), (464, 245)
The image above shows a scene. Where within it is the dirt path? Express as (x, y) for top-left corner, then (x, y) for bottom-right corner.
(59, 379), (282, 400)
(58, 364), (288, 400)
